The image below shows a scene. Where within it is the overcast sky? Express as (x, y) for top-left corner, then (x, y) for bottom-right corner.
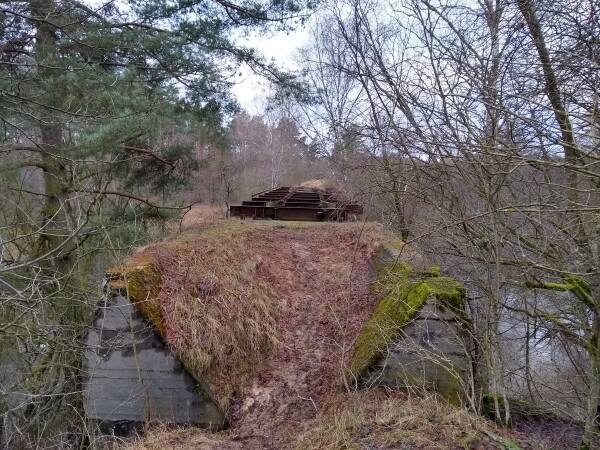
(230, 27), (311, 114)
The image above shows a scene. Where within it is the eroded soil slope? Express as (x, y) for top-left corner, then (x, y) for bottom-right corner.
(122, 216), (585, 450)
(224, 225), (378, 447)
(120, 219), (393, 448)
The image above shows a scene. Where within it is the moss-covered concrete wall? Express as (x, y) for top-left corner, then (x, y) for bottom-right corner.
(106, 262), (166, 337)
(84, 291), (225, 429)
(85, 263), (226, 430)
(347, 245), (471, 405)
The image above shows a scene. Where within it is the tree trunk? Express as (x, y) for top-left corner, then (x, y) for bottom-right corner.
(582, 318), (600, 448)
(31, 0), (69, 271)
(38, 127), (68, 271)
(382, 153), (410, 241)
(516, 0), (579, 204)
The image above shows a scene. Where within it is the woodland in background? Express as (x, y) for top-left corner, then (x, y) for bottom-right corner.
(1, 0), (599, 448)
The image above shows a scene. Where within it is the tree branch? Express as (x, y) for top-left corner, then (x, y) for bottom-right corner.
(123, 146), (176, 168)
(70, 187), (200, 210)
(525, 278), (596, 309)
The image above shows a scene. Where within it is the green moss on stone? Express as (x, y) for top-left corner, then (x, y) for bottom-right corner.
(124, 264), (166, 338)
(370, 244), (410, 275)
(439, 364), (469, 406)
(346, 248), (465, 385)
(346, 283), (425, 383)
(427, 265), (441, 277)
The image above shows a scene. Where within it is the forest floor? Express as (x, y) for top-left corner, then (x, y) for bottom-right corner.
(120, 205), (586, 450)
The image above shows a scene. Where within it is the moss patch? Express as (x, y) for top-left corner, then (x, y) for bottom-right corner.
(346, 246), (466, 384)
(481, 394), (571, 428)
(108, 261), (167, 338)
(125, 264), (165, 337)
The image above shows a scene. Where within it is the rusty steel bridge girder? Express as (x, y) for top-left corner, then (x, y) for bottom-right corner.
(229, 186), (362, 222)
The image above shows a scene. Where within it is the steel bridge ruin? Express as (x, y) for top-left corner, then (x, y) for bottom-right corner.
(229, 186), (362, 221)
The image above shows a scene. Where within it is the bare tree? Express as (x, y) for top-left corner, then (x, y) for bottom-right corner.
(298, 0), (600, 445)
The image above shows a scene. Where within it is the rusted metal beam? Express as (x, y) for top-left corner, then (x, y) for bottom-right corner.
(230, 186), (362, 222)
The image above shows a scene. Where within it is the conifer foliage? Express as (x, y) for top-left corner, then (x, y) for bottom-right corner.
(0, 0), (311, 446)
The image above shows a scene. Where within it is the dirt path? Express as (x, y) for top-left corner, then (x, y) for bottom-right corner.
(186, 226), (378, 449)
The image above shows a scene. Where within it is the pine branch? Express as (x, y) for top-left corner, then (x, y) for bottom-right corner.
(71, 187), (200, 210)
(123, 146), (176, 168)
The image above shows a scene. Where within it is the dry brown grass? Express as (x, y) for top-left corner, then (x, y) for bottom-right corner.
(135, 221), (280, 408)
(127, 389), (537, 450)
(294, 389), (535, 450)
(124, 424), (233, 450)
(180, 204), (225, 229)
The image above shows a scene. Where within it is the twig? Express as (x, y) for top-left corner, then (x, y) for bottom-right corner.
(123, 146), (176, 168)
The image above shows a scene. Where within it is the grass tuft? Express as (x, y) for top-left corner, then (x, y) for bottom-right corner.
(294, 389), (521, 450)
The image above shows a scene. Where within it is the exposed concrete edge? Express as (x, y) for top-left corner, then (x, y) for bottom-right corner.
(345, 244), (468, 391)
(104, 263), (227, 427)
